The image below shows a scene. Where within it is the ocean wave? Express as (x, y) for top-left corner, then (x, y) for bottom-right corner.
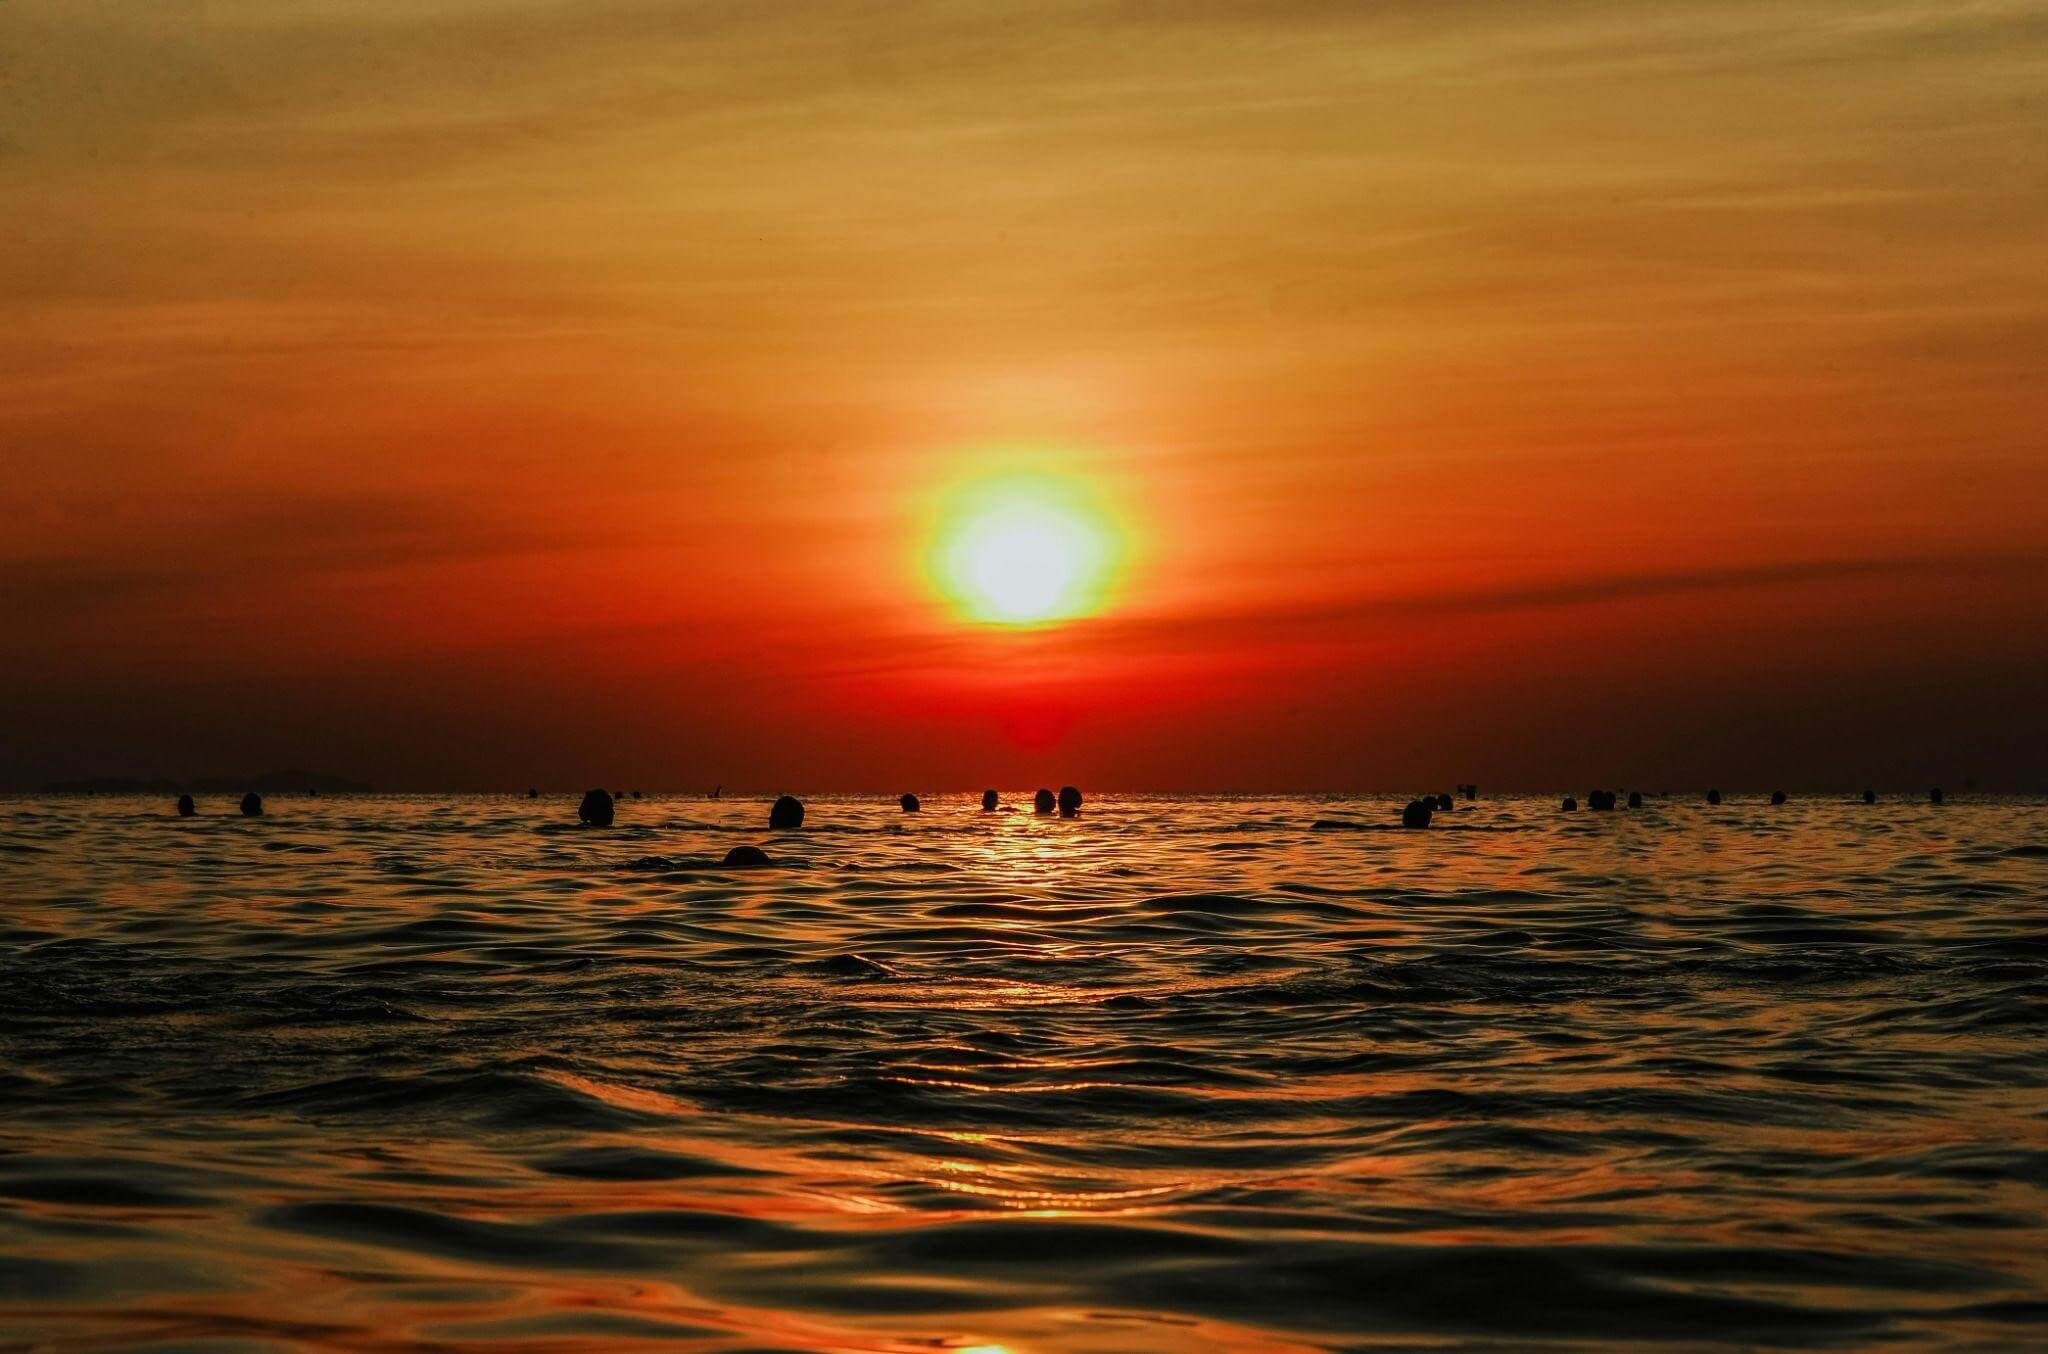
(1, 794), (2045, 1349)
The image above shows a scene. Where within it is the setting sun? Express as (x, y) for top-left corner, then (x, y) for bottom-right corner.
(927, 472), (1125, 626)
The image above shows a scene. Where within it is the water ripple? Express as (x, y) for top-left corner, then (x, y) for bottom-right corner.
(1, 792), (2045, 1350)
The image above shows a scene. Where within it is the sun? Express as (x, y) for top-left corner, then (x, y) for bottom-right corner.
(927, 472), (1124, 626)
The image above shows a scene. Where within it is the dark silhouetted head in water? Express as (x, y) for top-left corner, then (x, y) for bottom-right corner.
(1058, 786), (1082, 817)
(632, 790), (642, 800)
(1931, 787), (1945, 805)
(1401, 798), (1433, 829)
(1771, 790), (1787, 805)
(239, 792), (263, 817)
(769, 795), (804, 829)
(1465, 784), (1477, 800)
(1863, 789), (1877, 804)
(1587, 790), (1615, 811)
(1707, 788), (1721, 805)
(981, 789), (998, 811)
(578, 789), (614, 827)
(1627, 790), (1643, 809)
(527, 788), (538, 799)
(1561, 796), (1578, 812)
(722, 844), (771, 867)
(176, 794), (195, 817)
(900, 793), (920, 813)
(1034, 788), (1055, 814)
(1430, 793), (1450, 811)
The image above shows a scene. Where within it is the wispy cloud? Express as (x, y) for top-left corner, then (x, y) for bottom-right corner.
(2, 1), (2044, 784)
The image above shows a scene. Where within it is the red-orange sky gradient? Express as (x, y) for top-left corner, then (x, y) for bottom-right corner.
(4, 2), (2045, 792)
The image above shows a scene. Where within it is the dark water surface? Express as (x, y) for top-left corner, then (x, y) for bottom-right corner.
(2, 794), (2045, 1351)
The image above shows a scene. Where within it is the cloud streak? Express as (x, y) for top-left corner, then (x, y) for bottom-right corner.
(2, 1), (2045, 785)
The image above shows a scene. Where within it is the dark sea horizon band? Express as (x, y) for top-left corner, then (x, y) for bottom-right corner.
(2, 794), (2044, 1351)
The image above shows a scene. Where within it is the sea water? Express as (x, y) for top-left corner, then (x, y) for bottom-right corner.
(2, 793), (2044, 1351)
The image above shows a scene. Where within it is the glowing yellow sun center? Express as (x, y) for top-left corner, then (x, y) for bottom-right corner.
(929, 474), (1121, 626)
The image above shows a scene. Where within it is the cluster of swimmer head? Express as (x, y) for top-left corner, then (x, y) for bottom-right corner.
(758, 786), (1085, 831)
(1559, 787), (1946, 811)
(1400, 792), (1461, 828)
(1562, 789), (1647, 812)
(173, 782), (1951, 833)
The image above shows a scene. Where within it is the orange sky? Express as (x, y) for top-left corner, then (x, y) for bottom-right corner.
(3, 1), (2045, 791)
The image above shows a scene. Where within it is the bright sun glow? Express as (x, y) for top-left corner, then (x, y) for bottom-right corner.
(928, 472), (1123, 626)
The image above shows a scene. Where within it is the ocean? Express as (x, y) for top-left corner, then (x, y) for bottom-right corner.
(2, 793), (2044, 1351)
